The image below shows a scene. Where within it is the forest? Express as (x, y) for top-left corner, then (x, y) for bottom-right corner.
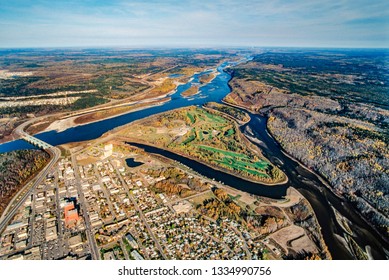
(225, 49), (389, 238)
(0, 48), (231, 143)
(0, 149), (49, 216)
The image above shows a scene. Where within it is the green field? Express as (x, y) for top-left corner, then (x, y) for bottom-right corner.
(124, 106), (285, 183)
(168, 107), (275, 181)
(199, 145), (269, 178)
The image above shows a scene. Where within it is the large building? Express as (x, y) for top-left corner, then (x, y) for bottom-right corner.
(125, 233), (138, 249)
(103, 144), (113, 159)
(63, 199), (80, 228)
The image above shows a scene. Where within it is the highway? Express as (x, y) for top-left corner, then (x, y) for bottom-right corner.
(0, 115), (100, 259)
(0, 119), (61, 238)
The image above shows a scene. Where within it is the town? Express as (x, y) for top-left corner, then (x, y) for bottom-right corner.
(0, 138), (325, 260)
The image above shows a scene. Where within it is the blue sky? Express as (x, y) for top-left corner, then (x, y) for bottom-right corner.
(0, 0), (388, 48)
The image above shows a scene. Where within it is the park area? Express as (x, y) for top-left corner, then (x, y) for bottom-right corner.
(118, 106), (286, 184)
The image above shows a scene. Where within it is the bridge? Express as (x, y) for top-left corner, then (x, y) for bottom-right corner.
(21, 134), (53, 149)
(0, 121), (60, 238)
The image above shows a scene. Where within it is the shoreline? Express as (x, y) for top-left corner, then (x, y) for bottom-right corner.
(181, 85), (200, 97)
(102, 102), (288, 187)
(223, 98), (346, 197)
(42, 96), (171, 134)
(65, 133), (328, 258)
(224, 97), (389, 249)
(1, 63), (224, 146)
(202, 104), (251, 126)
(199, 71), (219, 86)
(68, 67), (222, 132)
(121, 136), (289, 187)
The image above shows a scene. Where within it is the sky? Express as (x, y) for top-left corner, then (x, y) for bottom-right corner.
(0, 0), (388, 48)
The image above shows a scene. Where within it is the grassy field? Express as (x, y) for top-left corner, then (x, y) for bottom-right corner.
(204, 102), (250, 123)
(120, 106), (286, 184)
(198, 145), (269, 178)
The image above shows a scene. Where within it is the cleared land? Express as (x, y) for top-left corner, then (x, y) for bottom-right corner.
(0, 49), (228, 143)
(268, 225), (318, 255)
(116, 106), (286, 184)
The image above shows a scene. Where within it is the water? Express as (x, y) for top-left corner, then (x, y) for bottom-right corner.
(125, 158), (143, 168)
(241, 114), (389, 259)
(0, 56), (388, 259)
(127, 142), (288, 199)
(0, 61), (234, 152)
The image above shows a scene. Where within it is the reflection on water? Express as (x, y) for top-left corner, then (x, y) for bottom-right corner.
(125, 158), (143, 168)
(0, 60), (238, 152)
(0, 56), (387, 259)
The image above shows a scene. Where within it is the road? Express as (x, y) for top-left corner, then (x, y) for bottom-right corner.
(7, 72), (159, 142)
(70, 153), (100, 260)
(0, 122), (61, 237)
(93, 164), (116, 221)
(113, 164), (168, 259)
(53, 169), (65, 257)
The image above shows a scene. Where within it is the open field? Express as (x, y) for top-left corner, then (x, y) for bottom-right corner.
(268, 225), (318, 255)
(117, 106), (286, 184)
(0, 49), (230, 143)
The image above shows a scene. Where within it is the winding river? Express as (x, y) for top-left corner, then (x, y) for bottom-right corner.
(0, 57), (388, 259)
(242, 114), (389, 259)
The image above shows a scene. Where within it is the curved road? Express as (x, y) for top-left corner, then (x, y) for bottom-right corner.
(0, 120), (61, 236)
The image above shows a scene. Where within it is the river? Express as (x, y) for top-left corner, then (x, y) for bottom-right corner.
(0, 56), (387, 259)
(242, 114), (389, 259)
(0, 59), (243, 152)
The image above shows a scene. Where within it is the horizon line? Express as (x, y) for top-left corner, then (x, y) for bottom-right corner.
(0, 45), (388, 51)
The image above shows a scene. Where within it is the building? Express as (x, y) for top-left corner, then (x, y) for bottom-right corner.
(131, 250), (144, 260)
(103, 144), (113, 158)
(5, 221), (28, 233)
(63, 199), (80, 228)
(125, 233), (138, 249)
(45, 226), (58, 241)
(69, 234), (83, 249)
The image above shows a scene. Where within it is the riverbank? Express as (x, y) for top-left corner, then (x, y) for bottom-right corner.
(61, 134), (329, 259)
(43, 97), (171, 133)
(118, 140), (329, 258)
(264, 116), (389, 246)
(23, 70), (221, 137)
(125, 137), (288, 186)
(112, 105), (287, 186)
(225, 96), (389, 247)
(1, 55), (374, 259)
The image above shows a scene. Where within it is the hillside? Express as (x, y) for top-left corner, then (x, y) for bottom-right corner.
(0, 149), (50, 216)
(224, 50), (389, 238)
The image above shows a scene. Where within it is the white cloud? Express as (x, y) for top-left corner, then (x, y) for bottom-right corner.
(0, 0), (387, 47)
